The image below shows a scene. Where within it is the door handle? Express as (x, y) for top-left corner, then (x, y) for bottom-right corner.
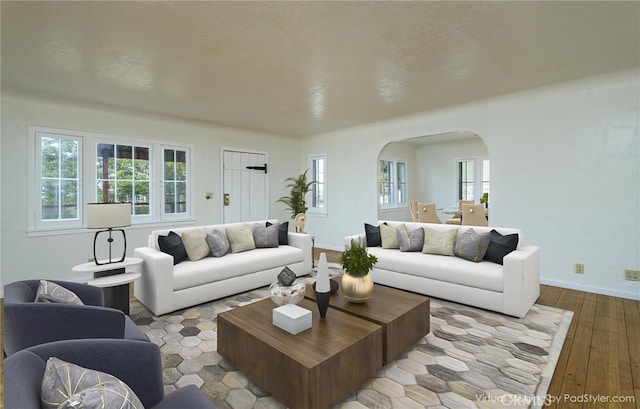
(224, 193), (230, 206)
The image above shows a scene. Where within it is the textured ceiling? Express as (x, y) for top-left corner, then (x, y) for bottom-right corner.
(2, 1), (639, 137)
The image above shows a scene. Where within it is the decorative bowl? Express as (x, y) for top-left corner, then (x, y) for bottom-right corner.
(269, 280), (306, 306)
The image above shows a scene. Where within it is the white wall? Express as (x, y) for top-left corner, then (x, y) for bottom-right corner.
(301, 69), (639, 300)
(0, 91), (300, 286)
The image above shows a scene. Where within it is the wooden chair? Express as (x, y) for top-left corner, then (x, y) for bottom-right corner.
(461, 203), (488, 226)
(409, 201), (419, 221)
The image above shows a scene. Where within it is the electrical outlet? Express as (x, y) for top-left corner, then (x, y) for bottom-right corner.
(625, 269), (640, 281)
(575, 263), (584, 274)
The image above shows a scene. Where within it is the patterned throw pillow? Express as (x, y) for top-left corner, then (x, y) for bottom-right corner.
(454, 228), (492, 262)
(226, 224), (256, 253)
(35, 280), (84, 305)
(422, 227), (458, 256)
(380, 223), (399, 249)
(396, 224), (425, 252)
(181, 229), (210, 261)
(266, 221), (289, 245)
(206, 230), (230, 257)
(253, 223), (279, 248)
(41, 357), (143, 409)
(158, 231), (188, 265)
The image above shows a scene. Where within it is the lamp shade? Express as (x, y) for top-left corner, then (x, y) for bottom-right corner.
(87, 203), (131, 229)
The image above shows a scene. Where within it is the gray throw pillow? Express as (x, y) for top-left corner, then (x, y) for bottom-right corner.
(206, 229), (230, 257)
(422, 227), (458, 256)
(41, 357), (143, 409)
(396, 224), (424, 252)
(226, 224), (256, 253)
(454, 228), (492, 262)
(35, 280), (84, 305)
(253, 223), (279, 248)
(181, 229), (210, 261)
(380, 223), (399, 249)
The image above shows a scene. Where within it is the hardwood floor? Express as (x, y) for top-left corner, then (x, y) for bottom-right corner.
(1, 250), (638, 408)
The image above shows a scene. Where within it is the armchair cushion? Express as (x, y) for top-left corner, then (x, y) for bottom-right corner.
(41, 357), (143, 409)
(5, 339), (216, 409)
(35, 280), (84, 305)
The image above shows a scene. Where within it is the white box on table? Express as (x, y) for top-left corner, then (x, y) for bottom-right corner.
(272, 304), (312, 335)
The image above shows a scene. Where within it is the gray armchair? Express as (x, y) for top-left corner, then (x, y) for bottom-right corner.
(4, 338), (217, 409)
(3, 279), (148, 356)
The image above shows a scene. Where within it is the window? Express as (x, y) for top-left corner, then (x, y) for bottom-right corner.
(38, 133), (82, 229)
(309, 154), (327, 214)
(458, 159), (475, 200)
(96, 143), (150, 216)
(29, 126), (192, 233)
(163, 148), (189, 215)
(457, 158), (490, 203)
(379, 159), (407, 208)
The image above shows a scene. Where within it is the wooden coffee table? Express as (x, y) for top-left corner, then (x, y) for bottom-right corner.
(217, 298), (383, 409)
(305, 276), (430, 364)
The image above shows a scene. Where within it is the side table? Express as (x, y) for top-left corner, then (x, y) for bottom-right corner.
(72, 257), (143, 314)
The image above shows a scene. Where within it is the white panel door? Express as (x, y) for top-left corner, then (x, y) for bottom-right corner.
(223, 150), (268, 223)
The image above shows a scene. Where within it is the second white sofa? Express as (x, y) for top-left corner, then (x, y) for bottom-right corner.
(346, 220), (540, 318)
(134, 220), (312, 315)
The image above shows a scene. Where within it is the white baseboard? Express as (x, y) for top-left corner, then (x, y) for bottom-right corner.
(540, 277), (640, 301)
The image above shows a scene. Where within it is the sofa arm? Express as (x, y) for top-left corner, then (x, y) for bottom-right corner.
(3, 304), (127, 356)
(134, 246), (175, 316)
(287, 232), (313, 274)
(344, 234), (366, 249)
(502, 245), (540, 318)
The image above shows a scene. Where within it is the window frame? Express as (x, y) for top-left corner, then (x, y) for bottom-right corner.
(456, 157), (489, 203)
(28, 126), (193, 234)
(378, 158), (407, 209)
(308, 153), (327, 216)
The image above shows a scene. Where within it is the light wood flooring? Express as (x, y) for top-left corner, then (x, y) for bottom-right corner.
(1, 250), (638, 408)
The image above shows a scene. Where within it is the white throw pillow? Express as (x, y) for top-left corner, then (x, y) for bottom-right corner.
(380, 223), (399, 249)
(226, 224), (256, 253)
(181, 229), (210, 261)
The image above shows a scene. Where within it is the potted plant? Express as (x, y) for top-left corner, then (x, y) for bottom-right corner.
(339, 238), (378, 303)
(276, 170), (316, 231)
(480, 192), (489, 208)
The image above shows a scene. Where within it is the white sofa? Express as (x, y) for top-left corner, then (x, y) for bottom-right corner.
(134, 220), (312, 315)
(346, 220), (539, 318)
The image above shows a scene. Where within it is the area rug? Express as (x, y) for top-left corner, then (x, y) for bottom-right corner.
(131, 279), (572, 409)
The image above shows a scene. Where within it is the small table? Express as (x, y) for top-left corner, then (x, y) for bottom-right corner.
(305, 276), (430, 365)
(218, 298), (382, 409)
(72, 257), (143, 314)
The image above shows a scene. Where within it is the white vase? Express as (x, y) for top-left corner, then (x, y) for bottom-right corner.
(315, 252), (330, 293)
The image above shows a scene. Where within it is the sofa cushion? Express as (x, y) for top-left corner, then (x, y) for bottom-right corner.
(253, 223), (279, 248)
(380, 223), (399, 249)
(41, 357), (143, 409)
(206, 230), (230, 257)
(422, 227), (457, 256)
(226, 224), (256, 253)
(158, 231), (188, 265)
(181, 229), (210, 261)
(35, 280), (84, 305)
(172, 246), (304, 291)
(454, 228), (491, 262)
(397, 224), (424, 252)
(364, 223), (382, 247)
(369, 247), (504, 292)
(267, 221), (289, 245)
(484, 229), (519, 265)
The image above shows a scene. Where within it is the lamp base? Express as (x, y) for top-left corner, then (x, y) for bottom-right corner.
(93, 228), (127, 265)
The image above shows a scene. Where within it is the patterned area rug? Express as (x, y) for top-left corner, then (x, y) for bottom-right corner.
(131, 276), (572, 409)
